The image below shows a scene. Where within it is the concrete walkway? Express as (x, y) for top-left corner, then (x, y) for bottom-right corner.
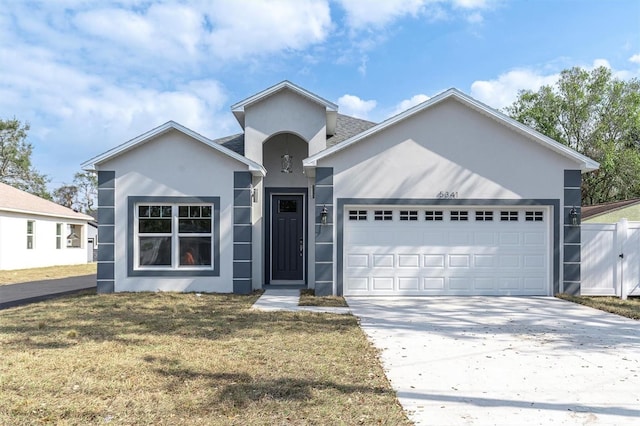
(0, 274), (96, 309)
(347, 296), (640, 426)
(251, 289), (350, 314)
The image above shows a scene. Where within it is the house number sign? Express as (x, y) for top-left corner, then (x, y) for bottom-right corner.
(437, 191), (459, 199)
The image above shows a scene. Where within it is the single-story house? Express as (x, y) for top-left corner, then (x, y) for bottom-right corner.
(0, 182), (95, 270)
(82, 81), (599, 296)
(583, 198), (640, 223)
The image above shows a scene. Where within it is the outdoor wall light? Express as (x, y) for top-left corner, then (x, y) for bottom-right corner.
(321, 206), (328, 225)
(569, 206), (579, 226)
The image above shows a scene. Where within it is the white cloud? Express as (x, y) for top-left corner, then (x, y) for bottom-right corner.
(337, 94), (377, 119)
(470, 69), (559, 109)
(390, 94), (430, 117)
(629, 54), (640, 64)
(204, 0), (332, 60)
(337, 0), (426, 28)
(337, 0), (496, 29)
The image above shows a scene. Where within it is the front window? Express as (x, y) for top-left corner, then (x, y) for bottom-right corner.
(137, 203), (213, 269)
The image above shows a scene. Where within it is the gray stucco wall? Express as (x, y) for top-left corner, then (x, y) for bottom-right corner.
(563, 170), (581, 295)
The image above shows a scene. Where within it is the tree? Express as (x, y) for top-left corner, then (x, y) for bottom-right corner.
(53, 184), (78, 209)
(52, 172), (97, 215)
(73, 171), (97, 215)
(506, 66), (640, 205)
(0, 118), (50, 198)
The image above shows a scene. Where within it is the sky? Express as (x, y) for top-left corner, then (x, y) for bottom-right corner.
(1, 0), (639, 189)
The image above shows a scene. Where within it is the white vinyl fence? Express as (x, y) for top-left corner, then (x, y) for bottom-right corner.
(581, 219), (640, 299)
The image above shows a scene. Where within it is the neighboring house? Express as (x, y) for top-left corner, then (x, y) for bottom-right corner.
(583, 198), (640, 223)
(0, 182), (94, 270)
(87, 221), (98, 262)
(82, 81), (599, 296)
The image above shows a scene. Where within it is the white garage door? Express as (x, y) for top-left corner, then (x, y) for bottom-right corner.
(343, 206), (551, 296)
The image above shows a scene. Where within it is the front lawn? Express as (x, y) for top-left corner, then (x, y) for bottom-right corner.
(299, 289), (349, 307)
(0, 292), (409, 425)
(0, 263), (97, 286)
(556, 294), (640, 320)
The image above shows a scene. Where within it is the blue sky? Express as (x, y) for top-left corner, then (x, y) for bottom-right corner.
(1, 0), (639, 189)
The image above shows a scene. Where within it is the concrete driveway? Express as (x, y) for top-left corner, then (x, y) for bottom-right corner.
(347, 296), (640, 426)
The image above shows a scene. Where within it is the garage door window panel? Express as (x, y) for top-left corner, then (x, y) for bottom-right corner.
(451, 211), (469, 221)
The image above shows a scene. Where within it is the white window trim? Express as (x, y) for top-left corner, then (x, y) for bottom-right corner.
(134, 203), (214, 271)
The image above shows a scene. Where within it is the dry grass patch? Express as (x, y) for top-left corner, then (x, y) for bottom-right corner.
(0, 292), (409, 425)
(0, 263), (97, 286)
(299, 289), (348, 307)
(556, 294), (640, 320)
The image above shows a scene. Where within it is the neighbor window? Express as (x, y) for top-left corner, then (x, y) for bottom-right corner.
(67, 224), (82, 248)
(56, 223), (62, 249)
(136, 203), (213, 269)
(27, 220), (34, 249)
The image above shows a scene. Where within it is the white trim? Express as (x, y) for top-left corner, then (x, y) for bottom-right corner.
(81, 121), (266, 176)
(303, 88), (599, 172)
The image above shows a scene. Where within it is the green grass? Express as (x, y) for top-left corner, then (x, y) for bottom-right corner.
(0, 292), (409, 425)
(0, 263), (96, 285)
(299, 289), (349, 307)
(556, 294), (640, 320)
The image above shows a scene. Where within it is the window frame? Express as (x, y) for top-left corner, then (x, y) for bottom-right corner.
(27, 220), (35, 249)
(56, 223), (62, 249)
(128, 196), (220, 277)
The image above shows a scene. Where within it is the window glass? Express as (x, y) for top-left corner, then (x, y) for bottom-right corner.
(425, 211), (443, 221)
(279, 200), (297, 213)
(136, 203), (214, 270)
(451, 211), (469, 221)
(139, 237), (172, 265)
(500, 211), (518, 221)
(27, 220), (35, 249)
(348, 210), (367, 221)
(67, 224), (82, 248)
(180, 237), (212, 266)
(56, 223), (62, 249)
(374, 210), (393, 221)
(400, 210), (418, 221)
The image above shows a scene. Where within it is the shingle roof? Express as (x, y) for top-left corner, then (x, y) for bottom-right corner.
(582, 198), (640, 219)
(213, 133), (245, 156)
(212, 114), (376, 155)
(327, 114), (377, 147)
(0, 182), (93, 221)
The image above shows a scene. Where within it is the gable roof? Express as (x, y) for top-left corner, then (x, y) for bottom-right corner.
(81, 121), (266, 176)
(0, 182), (93, 221)
(303, 88), (599, 172)
(230, 80), (338, 134)
(582, 198), (640, 220)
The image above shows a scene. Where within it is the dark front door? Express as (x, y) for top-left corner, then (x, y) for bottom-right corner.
(271, 194), (304, 282)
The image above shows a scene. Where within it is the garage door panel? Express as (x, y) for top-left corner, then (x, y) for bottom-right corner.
(344, 206), (550, 296)
(347, 254), (369, 267)
(398, 277), (420, 290)
(373, 254), (394, 267)
(449, 254), (470, 268)
(398, 254), (420, 267)
(372, 277), (394, 290)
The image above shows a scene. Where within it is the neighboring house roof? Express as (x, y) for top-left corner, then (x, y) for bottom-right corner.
(81, 121), (266, 176)
(0, 182), (93, 221)
(303, 88), (600, 172)
(582, 198), (640, 220)
(230, 80), (338, 135)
